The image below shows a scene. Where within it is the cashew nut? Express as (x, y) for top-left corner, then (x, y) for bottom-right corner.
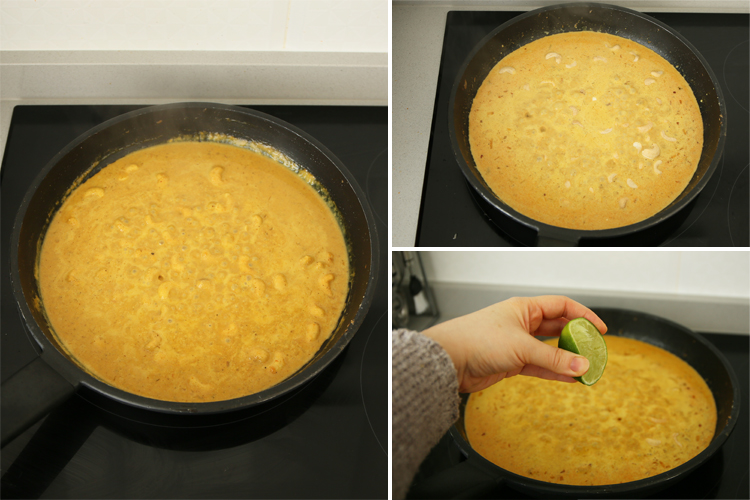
(210, 166), (224, 186)
(627, 178), (638, 189)
(651, 70), (664, 77)
(645, 78), (656, 86)
(637, 122), (653, 133)
(498, 67), (516, 74)
(653, 160), (663, 175)
(546, 52), (562, 64)
(660, 130), (677, 142)
(641, 143), (661, 160)
(633, 142), (642, 152)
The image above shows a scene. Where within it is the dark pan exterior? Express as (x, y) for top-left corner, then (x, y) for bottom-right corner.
(7, 103), (378, 428)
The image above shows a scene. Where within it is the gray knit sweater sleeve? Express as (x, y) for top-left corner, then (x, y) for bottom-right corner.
(392, 329), (460, 500)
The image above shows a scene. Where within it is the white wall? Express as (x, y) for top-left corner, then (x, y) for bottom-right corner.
(422, 251), (750, 299)
(0, 0), (387, 52)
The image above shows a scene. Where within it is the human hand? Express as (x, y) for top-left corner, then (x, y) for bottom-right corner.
(422, 295), (607, 393)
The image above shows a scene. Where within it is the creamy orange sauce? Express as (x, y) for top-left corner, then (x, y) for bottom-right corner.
(469, 31), (703, 229)
(465, 337), (716, 485)
(38, 141), (349, 403)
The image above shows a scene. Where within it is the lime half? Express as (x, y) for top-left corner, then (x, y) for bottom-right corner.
(558, 317), (608, 386)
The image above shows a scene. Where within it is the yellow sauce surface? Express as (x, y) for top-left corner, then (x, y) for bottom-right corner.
(38, 141), (349, 402)
(469, 31), (703, 229)
(465, 336), (716, 485)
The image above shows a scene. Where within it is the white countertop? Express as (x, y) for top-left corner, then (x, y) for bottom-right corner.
(0, 50), (387, 167)
(392, 0), (749, 247)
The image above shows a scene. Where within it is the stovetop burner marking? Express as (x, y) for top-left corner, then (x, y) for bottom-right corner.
(727, 163), (749, 247)
(664, 154), (725, 246)
(723, 40), (750, 114)
(359, 310), (387, 455)
(366, 146), (388, 227)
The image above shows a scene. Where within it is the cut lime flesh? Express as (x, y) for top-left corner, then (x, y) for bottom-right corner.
(559, 317), (608, 386)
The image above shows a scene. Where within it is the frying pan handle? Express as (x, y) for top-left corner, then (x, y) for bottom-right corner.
(1, 356), (76, 448)
(407, 458), (502, 499)
(536, 227), (580, 246)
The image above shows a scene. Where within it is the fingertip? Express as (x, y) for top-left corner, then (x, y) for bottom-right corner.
(586, 313), (608, 334)
(570, 355), (589, 376)
(597, 319), (609, 334)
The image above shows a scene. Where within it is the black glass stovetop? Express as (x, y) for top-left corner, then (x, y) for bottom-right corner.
(0, 105), (388, 498)
(416, 11), (749, 247)
(409, 332), (749, 499)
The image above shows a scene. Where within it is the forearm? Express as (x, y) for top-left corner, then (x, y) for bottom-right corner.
(392, 329), (460, 499)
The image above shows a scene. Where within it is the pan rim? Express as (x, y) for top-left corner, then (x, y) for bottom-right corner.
(9, 101), (380, 414)
(447, 2), (728, 243)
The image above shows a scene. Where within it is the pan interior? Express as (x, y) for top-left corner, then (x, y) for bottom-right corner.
(463, 336), (715, 486)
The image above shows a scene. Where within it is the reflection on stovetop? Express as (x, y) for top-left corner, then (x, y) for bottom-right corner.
(417, 11), (749, 247)
(0, 104), (387, 499)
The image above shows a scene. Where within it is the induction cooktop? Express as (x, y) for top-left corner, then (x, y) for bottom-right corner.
(416, 11), (749, 246)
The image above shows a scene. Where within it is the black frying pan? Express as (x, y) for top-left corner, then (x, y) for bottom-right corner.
(408, 308), (740, 498)
(449, 3), (727, 246)
(2, 102), (379, 447)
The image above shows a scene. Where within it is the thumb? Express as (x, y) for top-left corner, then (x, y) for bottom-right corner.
(523, 339), (589, 378)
